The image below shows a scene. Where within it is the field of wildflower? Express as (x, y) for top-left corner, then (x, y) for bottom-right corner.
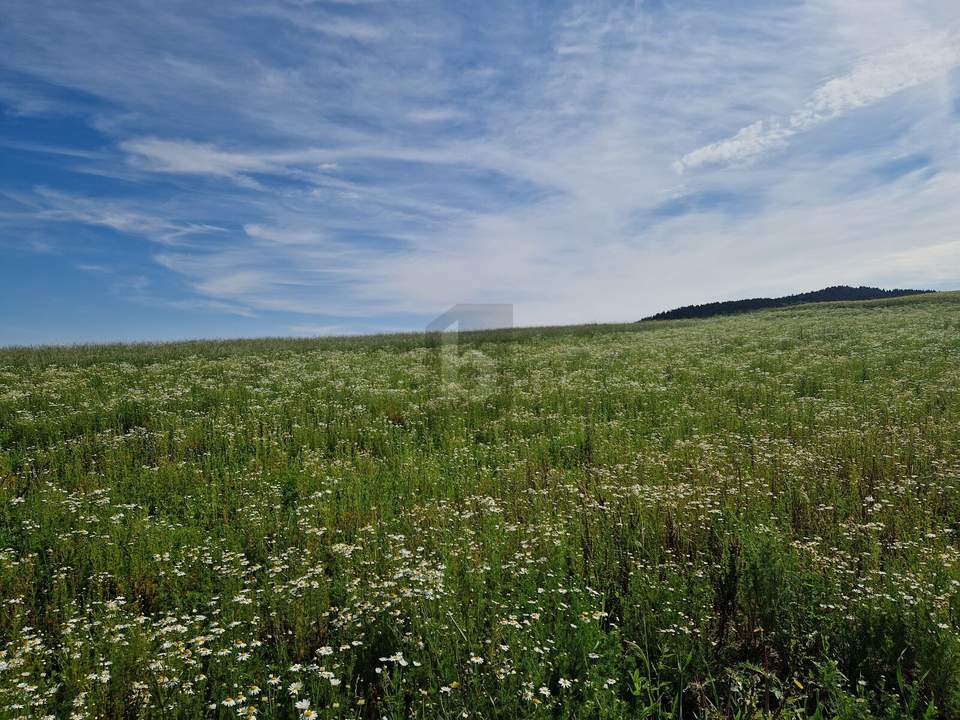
(2, 293), (960, 719)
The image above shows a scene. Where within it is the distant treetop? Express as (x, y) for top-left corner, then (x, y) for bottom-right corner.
(641, 285), (932, 322)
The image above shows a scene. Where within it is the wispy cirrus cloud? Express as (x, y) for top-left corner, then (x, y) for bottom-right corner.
(405, 107), (467, 123)
(0, 187), (225, 245)
(120, 138), (277, 178)
(677, 30), (960, 172)
(76, 263), (111, 273)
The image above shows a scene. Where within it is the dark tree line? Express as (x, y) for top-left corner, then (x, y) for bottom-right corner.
(641, 285), (932, 322)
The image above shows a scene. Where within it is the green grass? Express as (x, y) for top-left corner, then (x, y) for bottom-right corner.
(2, 295), (960, 719)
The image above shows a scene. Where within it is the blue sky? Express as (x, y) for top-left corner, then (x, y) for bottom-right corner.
(2, 0), (960, 344)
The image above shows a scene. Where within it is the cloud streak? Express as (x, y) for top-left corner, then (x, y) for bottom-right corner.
(1, 187), (226, 245)
(677, 30), (960, 171)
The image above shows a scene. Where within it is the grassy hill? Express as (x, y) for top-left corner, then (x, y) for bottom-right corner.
(2, 293), (960, 718)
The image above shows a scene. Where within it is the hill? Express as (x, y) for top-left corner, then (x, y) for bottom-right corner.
(641, 284), (932, 321)
(3, 292), (960, 718)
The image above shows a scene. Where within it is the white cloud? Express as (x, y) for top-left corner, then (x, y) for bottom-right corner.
(677, 31), (960, 171)
(243, 224), (325, 245)
(121, 138), (275, 177)
(406, 107), (466, 123)
(0, 139), (104, 159)
(193, 270), (273, 297)
(1, 187), (225, 245)
(313, 16), (386, 41)
(0, 81), (62, 116)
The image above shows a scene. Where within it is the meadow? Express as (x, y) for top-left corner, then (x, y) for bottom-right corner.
(2, 293), (960, 719)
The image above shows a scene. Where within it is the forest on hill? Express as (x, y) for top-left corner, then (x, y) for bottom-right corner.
(642, 285), (931, 321)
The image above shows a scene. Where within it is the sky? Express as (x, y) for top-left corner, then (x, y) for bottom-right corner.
(3, 0), (960, 344)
